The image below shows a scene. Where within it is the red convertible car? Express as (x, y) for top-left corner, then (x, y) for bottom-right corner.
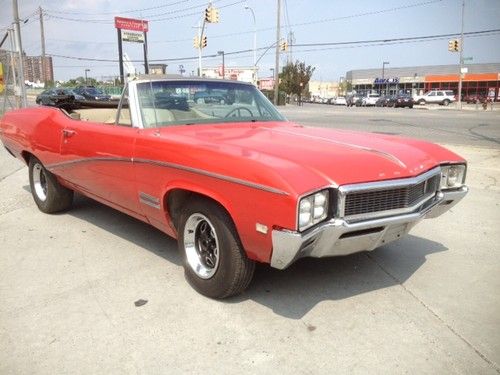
(0, 77), (468, 298)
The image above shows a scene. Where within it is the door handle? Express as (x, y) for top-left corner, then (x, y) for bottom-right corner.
(62, 129), (76, 138)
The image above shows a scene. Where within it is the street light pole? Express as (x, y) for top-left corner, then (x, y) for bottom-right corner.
(382, 61), (389, 95)
(12, 0), (27, 107)
(85, 69), (90, 85)
(244, 5), (257, 66)
(217, 51), (225, 79)
(458, 0), (465, 109)
(273, 0), (281, 105)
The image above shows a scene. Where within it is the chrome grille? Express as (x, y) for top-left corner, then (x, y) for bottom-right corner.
(342, 173), (440, 219)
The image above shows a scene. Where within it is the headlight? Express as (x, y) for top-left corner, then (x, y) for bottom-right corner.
(440, 164), (466, 189)
(298, 190), (329, 231)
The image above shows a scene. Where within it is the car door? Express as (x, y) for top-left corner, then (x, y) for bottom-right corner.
(58, 99), (142, 216)
(427, 91), (437, 103)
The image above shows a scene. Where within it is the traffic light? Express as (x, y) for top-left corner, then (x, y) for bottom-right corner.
(211, 8), (220, 23)
(280, 40), (288, 51)
(193, 35), (200, 49)
(204, 7), (219, 23)
(448, 40), (455, 52)
(201, 35), (207, 48)
(448, 39), (460, 52)
(204, 7), (212, 22)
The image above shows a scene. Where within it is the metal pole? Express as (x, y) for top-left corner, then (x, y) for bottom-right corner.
(117, 29), (124, 84)
(143, 31), (149, 74)
(273, 0), (281, 105)
(222, 52), (225, 79)
(382, 62), (385, 95)
(458, 0), (465, 109)
(39, 6), (46, 86)
(13, 0), (27, 107)
(8, 29), (18, 97)
(197, 21), (202, 76)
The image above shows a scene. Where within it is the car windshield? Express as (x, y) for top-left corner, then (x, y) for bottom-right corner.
(136, 80), (285, 128)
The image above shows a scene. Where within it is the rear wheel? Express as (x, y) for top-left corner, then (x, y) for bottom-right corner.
(418, 99), (426, 105)
(29, 157), (73, 213)
(178, 198), (255, 299)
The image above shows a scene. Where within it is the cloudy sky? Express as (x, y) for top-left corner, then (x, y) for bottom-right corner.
(1, 0), (499, 81)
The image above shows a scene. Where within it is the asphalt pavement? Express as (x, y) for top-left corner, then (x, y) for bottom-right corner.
(0, 106), (499, 374)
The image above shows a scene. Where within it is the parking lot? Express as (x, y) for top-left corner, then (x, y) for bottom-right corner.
(1, 105), (499, 374)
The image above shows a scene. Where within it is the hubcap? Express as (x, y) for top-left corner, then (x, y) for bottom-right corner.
(183, 213), (220, 279)
(33, 163), (48, 201)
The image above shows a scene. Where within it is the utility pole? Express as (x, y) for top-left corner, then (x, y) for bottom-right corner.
(13, 0), (27, 107)
(8, 29), (19, 107)
(457, 0), (465, 109)
(273, 0), (281, 105)
(39, 6), (46, 86)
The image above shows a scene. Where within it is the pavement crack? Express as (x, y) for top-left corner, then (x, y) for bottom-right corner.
(0, 165), (25, 182)
(365, 252), (500, 373)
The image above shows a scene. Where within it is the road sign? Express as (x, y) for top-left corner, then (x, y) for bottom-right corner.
(122, 31), (144, 43)
(463, 57), (473, 62)
(114, 17), (149, 32)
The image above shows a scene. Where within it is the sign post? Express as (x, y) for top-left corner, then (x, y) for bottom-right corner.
(114, 17), (149, 84)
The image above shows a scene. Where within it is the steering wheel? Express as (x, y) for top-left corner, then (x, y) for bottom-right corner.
(224, 107), (253, 118)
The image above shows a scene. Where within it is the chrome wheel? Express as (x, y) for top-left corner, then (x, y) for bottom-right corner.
(32, 163), (48, 201)
(183, 213), (220, 279)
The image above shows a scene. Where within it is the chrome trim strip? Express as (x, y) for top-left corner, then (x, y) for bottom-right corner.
(46, 156), (289, 196)
(133, 158), (289, 196)
(338, 166), (441, 220)
(46, 157), (131, 170)
(139, 192), (161, 209)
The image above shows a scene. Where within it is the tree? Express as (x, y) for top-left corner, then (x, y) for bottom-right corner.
(338, 80), (352, 96)
(279, 60), (315, 103)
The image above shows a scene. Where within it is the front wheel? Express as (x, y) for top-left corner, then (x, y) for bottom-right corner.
(178, 198), (255, 299)
(443, 99), (450, 106)
(29, 157), (73, 213)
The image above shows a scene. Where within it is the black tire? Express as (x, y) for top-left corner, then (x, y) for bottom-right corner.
(178, 198), (255, 299)
(29, 157), (73, 213)
(443, 99), (450, 106)
(418, 99), (426, 105)
(408, 105), (413, 109)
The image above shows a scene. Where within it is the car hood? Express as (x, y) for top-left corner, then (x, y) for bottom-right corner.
(158, 121), (464, 196)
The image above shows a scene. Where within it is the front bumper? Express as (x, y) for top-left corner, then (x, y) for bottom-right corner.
(270, 186), (468, 269)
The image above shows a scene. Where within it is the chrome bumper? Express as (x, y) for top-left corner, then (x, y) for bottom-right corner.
(270, 186), (468, 269)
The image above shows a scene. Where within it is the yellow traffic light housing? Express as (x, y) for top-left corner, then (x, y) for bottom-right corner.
(211, 8), (220, 23)
(454, 39), (460, 52)
(280, 41), (288, 52)
(202, 35), (207, 48)
(193, 35), (200, 49)
(205, 7), (212, 22)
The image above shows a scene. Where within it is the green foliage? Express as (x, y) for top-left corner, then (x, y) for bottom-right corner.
(278, 61), (315, 99)
(338, 80), (352, 95)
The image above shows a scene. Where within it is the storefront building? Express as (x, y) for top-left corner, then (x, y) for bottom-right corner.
(346, 63), (500, 100)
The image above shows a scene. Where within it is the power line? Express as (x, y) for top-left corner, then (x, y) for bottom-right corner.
(43, 0), (241, 23)
(40, 0), (446, 46)
(44, 0), (190, 16)
(46, 28), (500, 64)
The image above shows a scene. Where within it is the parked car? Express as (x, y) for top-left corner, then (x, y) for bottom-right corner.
(464, 95), (487, 104)
(334, 96), (347, 106)
(0, 77), (468, 299)
(413, 90), (456, 106)
(375, 96), (390, 107)
(74, 86), (111, 101)
(362, 93), (381, 106)
(387, 94), (414, 108)
(347, 93), (364, 107)
(35, 88), (84, 107)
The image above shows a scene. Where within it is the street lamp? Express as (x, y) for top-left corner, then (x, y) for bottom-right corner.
(217, 50), (225, 79)
(84, 69), (90, 85)
(382, 61), (389, 95)
(244, 4), (257, 80)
